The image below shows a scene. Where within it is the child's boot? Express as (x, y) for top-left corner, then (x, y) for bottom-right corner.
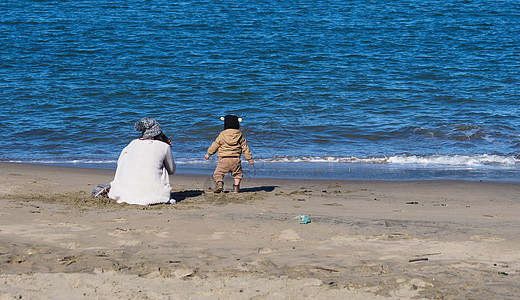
(232, 184), (240, 193)
(214, 181), (224, 193)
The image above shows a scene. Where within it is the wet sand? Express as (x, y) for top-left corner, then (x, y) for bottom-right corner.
(1, 162), (519, 299)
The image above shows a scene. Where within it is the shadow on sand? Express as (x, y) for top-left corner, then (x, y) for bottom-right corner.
(170, 190), (205, 203)
(238, 186), (278, 193)
(171, 186), (277, 202)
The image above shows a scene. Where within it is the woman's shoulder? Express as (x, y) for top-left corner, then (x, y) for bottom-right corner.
(148, 139), (172, 151)
(129, 138), (170, 149)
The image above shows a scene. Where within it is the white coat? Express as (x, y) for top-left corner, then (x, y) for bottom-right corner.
(108, 139), (175, 205)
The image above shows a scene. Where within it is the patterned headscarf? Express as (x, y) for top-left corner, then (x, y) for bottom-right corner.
(134, 118), (162, 139)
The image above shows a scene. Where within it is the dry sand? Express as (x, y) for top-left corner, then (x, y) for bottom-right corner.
(1, 162), (519, 299)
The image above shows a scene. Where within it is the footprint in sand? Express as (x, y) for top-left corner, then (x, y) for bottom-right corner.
(278, 229), (301, 241)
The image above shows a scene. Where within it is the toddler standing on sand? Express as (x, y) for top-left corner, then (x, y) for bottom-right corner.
(204, 115), (254, 193)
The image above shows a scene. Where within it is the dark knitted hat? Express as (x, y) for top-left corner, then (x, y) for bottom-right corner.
(221, 115), (242, 130)
(134, 117), (162, 138)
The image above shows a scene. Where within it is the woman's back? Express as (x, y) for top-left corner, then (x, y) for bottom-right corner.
(108, 138), (175, 205)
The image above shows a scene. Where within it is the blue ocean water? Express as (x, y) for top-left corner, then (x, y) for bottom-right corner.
(1, 0), (520, 181)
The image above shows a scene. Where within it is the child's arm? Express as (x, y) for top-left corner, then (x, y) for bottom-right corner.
(205, 134), (222, 159)
(239, 136), (254, 165)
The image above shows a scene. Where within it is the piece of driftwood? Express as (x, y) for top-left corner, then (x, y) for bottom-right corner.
(313, 266), (339, 272)
(409, 258), (429, 263)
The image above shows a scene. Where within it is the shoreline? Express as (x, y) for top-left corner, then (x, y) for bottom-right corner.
(3, 160), (520, 183)
(1, 162), (520, 299)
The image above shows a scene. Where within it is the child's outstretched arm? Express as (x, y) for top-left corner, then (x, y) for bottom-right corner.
(239, 136), (254, 165)
(205, 135), (222, 159)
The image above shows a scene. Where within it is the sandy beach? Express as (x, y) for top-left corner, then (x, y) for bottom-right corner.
(1, 162), (519, 299)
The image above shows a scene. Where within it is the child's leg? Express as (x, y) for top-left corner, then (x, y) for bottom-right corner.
(213, 161), (228, 193)
(213, 171), (224, 183)
(230, 158), (243, 193)
(232, 178), (241, 193)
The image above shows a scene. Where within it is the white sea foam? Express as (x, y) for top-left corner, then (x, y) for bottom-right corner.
(3, 160), (117, 165)
(255, 154), (520, 167)
(386, 154), (518, 166)
(4, 154), (519, 168)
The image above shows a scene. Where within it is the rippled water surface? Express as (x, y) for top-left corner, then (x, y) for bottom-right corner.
(1, 0), (520, 180)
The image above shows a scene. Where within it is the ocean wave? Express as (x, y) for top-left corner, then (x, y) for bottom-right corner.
(3, 154), (519, 168)
(2, 159), (117, 165)
(173, 154), (520, 167)
(257, 154), (520, 167)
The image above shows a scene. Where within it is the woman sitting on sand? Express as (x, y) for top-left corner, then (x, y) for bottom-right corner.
(108, 118), (176, 205)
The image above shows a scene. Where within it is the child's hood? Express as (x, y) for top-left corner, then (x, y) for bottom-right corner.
(220, 129), (243, 144)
